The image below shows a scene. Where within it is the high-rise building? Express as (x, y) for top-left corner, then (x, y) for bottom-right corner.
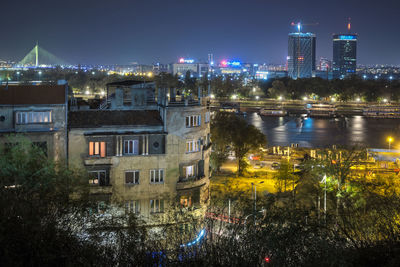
(332, 34), (357, 79)
(288, 32), (316, 79)
(318, 57), (331, 71)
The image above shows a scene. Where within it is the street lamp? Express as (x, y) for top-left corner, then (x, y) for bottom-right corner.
(251, 181), (264, 214)
(387, 136), (394, 150)
(321, 175), (327, 223)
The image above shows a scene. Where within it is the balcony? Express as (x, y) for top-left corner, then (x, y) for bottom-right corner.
(177, 175), (209, 190)
(84, 157), (113, 166)
(89, 185), (112, 195)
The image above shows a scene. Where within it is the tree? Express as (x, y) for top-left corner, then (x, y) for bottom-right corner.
(211, 112), (266, 176)
(210, 112), (233, 172)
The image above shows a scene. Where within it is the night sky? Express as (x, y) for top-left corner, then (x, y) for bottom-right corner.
(1, 0), (399, 65)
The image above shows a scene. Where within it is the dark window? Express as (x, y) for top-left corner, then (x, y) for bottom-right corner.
(125, 171), (140, 184)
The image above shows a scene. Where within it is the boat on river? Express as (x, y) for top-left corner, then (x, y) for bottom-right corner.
(363, 105), (400, 118)
(306, 103), (337, 118)
(258, 106), (287, 117)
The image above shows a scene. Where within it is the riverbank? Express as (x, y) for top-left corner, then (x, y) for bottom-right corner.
(211, 99), (399, 116)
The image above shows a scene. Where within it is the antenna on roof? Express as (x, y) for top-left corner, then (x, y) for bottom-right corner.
(347, 18), (351, 33)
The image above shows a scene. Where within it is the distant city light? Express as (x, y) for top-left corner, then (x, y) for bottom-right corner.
(210, 94), (215, 99)
(389, 76), (393, 80)
(363, 75), (367, 79)
(303, 96), (308, 101)
(278, 96), (283, 100)
(101, 91), (105, 96)
(331, 97), (336, 102)
(383, 98), (388, 103)
(231, 94), (237, 100)
(253, 87), (256, 92)
(255, 96), (259, 100)
(356, 97), (361, 102)
(338, 35), (356, 40)
(85, 90), (90, 95)
(38, 71), (42, 75)
(92, 72), (95, 75)
(179, 58), (194, 64)
(375, 75), (378, 79)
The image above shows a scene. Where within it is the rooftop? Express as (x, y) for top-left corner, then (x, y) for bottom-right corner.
(68, 110), (163, 128)
(0, 84), (67, 105)
(106, 80), (154, 87)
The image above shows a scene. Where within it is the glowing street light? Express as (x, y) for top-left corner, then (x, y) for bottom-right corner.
(387, 136), (394, 150)
(210, 94), (215, 99)
(85, 90), (90, 95)
(231, 95), (237, 100)
(331, 97), (336, 102)
(278, 96), (283, 101)
(303, 96), (308, 101)
(251, 181), (264, 214)
(255, 96), (260, 100)
(383, 98), (388, 103)
(356, 97), (361, 102)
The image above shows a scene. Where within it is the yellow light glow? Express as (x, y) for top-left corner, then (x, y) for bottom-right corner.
(387, 137), (394, 143)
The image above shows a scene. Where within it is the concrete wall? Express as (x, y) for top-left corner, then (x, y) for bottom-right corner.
(68, 104), (211, 224)
(0, 104), (67, 161)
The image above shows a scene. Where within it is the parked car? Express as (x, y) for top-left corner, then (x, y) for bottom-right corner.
(271, 162), (280, 170)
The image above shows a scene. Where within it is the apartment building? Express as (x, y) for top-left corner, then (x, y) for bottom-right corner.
(0, 82), (68, 161)
(68, 81), (211, 224)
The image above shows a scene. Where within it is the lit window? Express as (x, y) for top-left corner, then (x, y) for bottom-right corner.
(88, 170), (109, 186)
(150, 169), (164, 183)
(150, 199), (164, 213)
(180, 196), (192, 207)
(89, 141), (106, 157)
(16, 111), (51, 124)
(124, 140), (138, 155)
(183, 165), (195, 178)
(125, 171), (139, 184)
(186, 140), (200, 153)
(185, 115), (201, 127)
(125, 200), (140, 214)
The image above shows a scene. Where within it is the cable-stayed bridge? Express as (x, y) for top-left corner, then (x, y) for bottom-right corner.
(18, 43), (66, 67)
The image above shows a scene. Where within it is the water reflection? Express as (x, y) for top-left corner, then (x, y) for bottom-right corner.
(246, 112), (400, 149)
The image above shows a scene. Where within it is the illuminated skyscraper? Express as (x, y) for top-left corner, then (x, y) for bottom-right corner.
(332, 34), (357, 79)
(287, 32), (316, 79)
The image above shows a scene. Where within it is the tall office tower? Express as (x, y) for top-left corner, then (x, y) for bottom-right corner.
(288, 32), (316, 79)
(332, 34), (357, 79)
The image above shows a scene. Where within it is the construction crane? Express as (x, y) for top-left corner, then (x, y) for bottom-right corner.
(290, 21), (319, 33)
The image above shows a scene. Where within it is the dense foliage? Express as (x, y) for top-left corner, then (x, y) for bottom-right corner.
(260, 76), (400, 102)
(211, 112), (266, 175)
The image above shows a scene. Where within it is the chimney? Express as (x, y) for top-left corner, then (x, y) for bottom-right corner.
(111, 87), (124, 109)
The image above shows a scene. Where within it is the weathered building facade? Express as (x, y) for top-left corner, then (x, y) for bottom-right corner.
(68, 81), (211, 224)
(0, 83), (68, 161)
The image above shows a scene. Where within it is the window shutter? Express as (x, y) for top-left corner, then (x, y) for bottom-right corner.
(134, 140), (139, 155)
(100, 142), (106, 157)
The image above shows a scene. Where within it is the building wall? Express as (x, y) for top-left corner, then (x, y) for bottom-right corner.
(288, 33), (316, 79)
(0, 104), (67, 161)
(68, 104), (211, 225)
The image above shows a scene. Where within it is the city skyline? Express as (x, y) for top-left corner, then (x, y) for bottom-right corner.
(0, 0), (399, 65)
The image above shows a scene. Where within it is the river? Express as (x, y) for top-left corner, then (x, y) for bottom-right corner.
(245, 112), (400, 149)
